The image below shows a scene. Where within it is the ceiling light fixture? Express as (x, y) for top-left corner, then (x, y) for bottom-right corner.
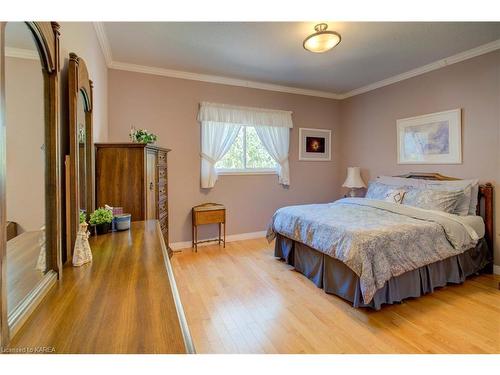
(303, 23), (341, 53)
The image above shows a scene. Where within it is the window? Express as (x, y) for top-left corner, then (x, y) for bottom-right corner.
(216, 126), (277, 174)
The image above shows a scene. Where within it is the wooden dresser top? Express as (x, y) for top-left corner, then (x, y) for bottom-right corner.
(9, 221), (193, 354)
(95, 142), (171, 153)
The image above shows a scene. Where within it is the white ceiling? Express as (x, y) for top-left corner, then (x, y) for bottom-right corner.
(102, 22), (500, 96)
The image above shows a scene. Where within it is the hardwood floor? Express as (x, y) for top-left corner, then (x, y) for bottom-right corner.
(171, 238), (500, 354)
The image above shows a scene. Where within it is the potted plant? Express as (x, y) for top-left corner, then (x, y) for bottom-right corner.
(89, 207), (113, 235)
(129, 126), (157, 144)
(79, 211), (87, 224)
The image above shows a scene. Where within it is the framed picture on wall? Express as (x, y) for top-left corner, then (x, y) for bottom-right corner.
(299, 128), (331, 161)
(397, 108), (462, 164)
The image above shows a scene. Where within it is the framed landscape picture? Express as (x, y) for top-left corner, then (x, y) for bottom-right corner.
(299, 128), (331, 161)
(397, 108), (462, 164)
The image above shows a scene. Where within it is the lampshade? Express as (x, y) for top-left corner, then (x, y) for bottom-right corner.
(342, 167), (366, 188)
(303, 23), (341, 53)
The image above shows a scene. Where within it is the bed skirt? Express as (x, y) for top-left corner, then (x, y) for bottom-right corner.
(274, 234), (492, 310)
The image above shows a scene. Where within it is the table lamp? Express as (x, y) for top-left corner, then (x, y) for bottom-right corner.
(342, 167), (366, 197)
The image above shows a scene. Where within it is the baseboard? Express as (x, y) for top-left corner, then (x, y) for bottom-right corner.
(8, 270), (57, 340)
(494, 264), (500, 275)
(170, 230), (267, 251)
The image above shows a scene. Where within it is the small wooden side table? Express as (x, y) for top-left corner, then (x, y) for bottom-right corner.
(192, 203), (226, 252)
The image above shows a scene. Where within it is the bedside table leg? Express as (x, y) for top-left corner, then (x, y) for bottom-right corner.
(223, 222), (226, 248)
(218, 223), (221, 246)
(194, 225), (198, 252)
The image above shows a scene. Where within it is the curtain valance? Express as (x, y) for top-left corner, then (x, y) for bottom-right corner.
(197, 102), (293, 128)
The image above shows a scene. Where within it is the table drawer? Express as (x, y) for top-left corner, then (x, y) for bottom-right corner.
(194, 209), (225, 225)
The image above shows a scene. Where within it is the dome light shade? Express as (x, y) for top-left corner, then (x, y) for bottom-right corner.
(303, 23), (341, 53)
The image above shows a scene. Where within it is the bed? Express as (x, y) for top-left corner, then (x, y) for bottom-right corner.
(267, 173), (494, 310)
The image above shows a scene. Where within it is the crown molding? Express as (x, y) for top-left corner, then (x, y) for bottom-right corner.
(109, 61), (342, 99)
(96, 21), (500, 101)
(5, 47), (39, 60)
(338, 38), (500, 99)
(92, 22), (113, 66)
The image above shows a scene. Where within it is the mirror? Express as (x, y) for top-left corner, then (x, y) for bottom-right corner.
(78, 91), (88, 215)
(0, 21), (61, 346)
(4, 22), (47, 317)
(68, 53), (93, 258)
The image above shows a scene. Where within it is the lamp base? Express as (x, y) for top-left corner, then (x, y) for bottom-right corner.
(347, 188), (358, 198)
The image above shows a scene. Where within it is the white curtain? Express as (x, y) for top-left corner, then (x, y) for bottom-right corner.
(198, 102), (293, 188)
(200, 121), (241, 188)
(254, 126), (290, 186)
(198, 102), (293, 128)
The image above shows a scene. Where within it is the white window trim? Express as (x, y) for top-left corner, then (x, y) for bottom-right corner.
(216, 168), (277, 176)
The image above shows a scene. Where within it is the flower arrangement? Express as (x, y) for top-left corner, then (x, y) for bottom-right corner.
(79, 211), (87, 224)
(129, 126), (157, 144)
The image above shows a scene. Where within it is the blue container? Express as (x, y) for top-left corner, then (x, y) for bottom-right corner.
(114, 214), (131, 231)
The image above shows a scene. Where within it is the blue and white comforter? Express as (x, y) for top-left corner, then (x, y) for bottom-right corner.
(267, 198), (480, 304)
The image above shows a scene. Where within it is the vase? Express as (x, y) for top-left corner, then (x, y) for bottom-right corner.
(95, 222), (111, 235)
(73, 223), (92, 267)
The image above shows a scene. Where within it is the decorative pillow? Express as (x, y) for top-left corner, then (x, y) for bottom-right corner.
(365, 181), (394, 200)
(402, 187), (463, 213)
(383, 189), (406, 204)
(377, 176), (479, 216)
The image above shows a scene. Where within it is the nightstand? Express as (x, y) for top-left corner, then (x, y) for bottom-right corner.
(192, 203), (226, 252)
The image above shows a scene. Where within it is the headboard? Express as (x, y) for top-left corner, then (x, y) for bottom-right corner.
(397, 173), (494, 254)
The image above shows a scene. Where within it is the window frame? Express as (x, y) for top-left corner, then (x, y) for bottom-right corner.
(215, 126), (278, 176)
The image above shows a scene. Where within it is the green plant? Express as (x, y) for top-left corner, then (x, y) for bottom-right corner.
(79, 211), (87, 224)
(129, 126), (157, 144)
(89, 208), (113, 225)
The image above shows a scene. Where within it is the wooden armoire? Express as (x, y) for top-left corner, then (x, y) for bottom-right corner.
(95, 143), (171, 254)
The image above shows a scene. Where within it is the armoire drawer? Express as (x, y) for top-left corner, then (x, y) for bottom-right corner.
(158, 151), (168, 166)
(158, 185), (167, 197)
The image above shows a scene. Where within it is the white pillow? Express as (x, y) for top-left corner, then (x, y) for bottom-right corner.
(377, 176), (427, 188)
(403, 187), (463, 214)
(423, 179), (479, 215)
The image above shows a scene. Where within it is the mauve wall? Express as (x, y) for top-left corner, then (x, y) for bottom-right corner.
(108, 69), (341, 245)
(339, 51), (500, 265)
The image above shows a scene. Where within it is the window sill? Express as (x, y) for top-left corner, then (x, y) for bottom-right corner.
(217, 169), (277, 176)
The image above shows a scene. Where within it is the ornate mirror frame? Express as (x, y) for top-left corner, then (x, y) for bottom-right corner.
(68, 53), (94, 258)
(0, 21), (62, 347)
